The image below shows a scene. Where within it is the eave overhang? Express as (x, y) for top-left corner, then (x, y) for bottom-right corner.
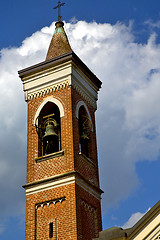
(18, 51), (102, 90)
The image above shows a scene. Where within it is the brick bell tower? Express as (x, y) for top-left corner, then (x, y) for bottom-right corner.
(19, 19), (103, 240)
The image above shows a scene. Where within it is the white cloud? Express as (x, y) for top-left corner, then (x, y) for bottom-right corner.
(68, 21), (160, 211)
(122, 208), (150, 229)
(145, 19), (160, 29)
(0, 26), (51, 221)
(66, 21), (160, 210)
(0, 20), (160, 232)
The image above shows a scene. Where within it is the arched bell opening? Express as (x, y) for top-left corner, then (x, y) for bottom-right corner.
(35, 102), (61, 157)
(78, 106), (92, 158)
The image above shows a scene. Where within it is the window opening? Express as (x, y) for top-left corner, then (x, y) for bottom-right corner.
(35, 102), (61, 156)
(49, 222), (53, 238)
(78, 106), (92, 157)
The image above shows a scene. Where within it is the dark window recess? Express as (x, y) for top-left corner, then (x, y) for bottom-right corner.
(78, 106), (92, 157)
(49, 222), (53, 238)
(35, 102), (61, 157)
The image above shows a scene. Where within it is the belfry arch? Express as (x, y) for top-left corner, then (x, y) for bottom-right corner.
(34, 97), (65, 125)
(34, 97), (64, 156)
(76, 100), (93, 131)
(77, 102), (93, 158)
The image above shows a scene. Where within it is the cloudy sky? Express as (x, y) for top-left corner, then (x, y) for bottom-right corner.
(0, 0), (160, 239)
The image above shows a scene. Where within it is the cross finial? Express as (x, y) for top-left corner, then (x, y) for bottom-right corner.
(53, 1), (65, 22)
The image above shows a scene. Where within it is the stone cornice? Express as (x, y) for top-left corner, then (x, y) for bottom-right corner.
(23, 170), (103, 199)
(18, 51), (101, 109)
(18, 51), (102, 89)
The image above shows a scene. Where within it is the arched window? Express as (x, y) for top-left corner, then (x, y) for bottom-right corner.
(35, 101), (62, 156)
(78, 105), (92, 157)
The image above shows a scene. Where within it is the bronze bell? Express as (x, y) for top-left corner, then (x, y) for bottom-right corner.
(43, 123), (58, 139)
(43, 123), (59, 155)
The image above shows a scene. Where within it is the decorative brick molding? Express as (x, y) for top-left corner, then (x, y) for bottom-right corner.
(72, 81), (97, 110)
(36, 196), (66, 209)
(81, 200), (96, 213)
(28, 80), (70, 101)
(26, 79), (97, 109)
(80, 199), (99, 239)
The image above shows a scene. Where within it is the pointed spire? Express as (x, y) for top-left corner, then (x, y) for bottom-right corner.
(46, 21), (72, 61)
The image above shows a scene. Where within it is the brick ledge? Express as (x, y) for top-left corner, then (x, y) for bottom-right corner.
(35, 150), (64, 163)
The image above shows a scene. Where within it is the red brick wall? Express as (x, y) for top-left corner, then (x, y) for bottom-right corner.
(27, 86), (74, 183)
(75, 185), (102, 240)
(25, 184), (77, 240)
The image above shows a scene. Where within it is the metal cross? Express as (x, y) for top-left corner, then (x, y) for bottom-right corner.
(53, 1), (65, 21)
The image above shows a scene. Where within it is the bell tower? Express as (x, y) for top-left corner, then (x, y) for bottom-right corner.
(19, 20), (103, 240)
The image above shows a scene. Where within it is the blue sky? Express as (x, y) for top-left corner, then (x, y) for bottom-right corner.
(0, 0), (160, 239)
(1, 0), (160, 49)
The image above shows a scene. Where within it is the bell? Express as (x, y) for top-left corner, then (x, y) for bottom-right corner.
(43, 123), (58, 139)
(43, 123), (59, 155)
